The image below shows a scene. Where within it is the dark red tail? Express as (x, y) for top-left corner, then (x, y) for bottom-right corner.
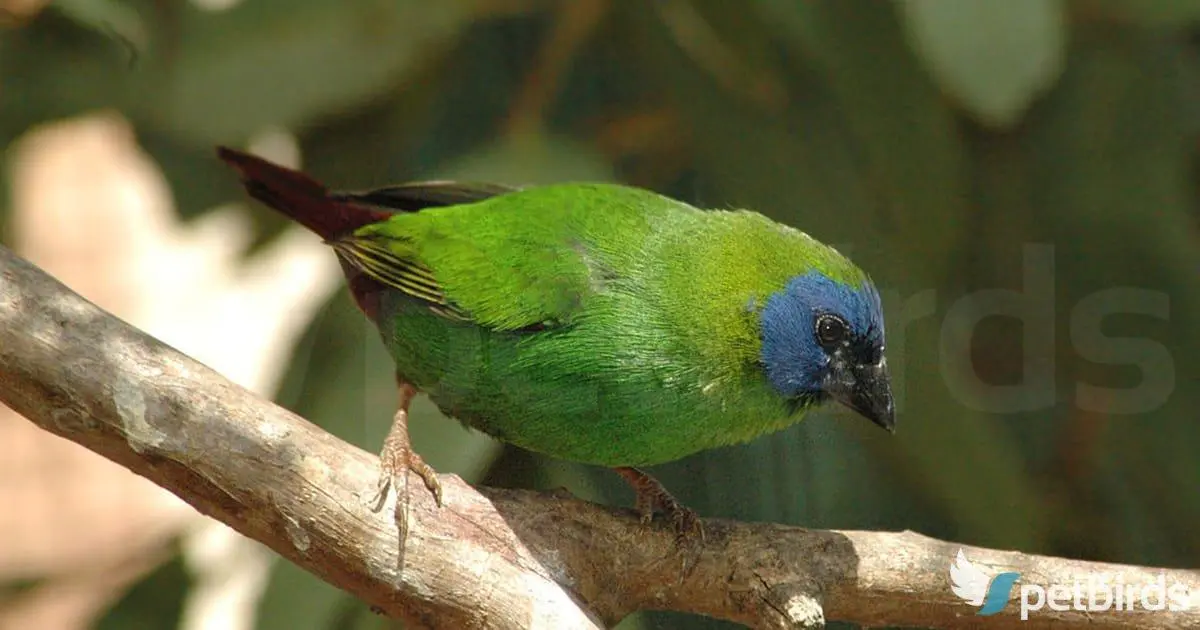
(217, 147), (391, 240)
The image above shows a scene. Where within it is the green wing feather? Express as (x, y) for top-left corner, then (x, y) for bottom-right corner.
(330, 182), (658, 331)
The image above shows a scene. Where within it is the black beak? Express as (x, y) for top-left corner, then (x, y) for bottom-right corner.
(823, 353), (895, 433)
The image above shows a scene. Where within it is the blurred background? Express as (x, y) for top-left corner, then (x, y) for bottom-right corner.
(2, 0), (1199, 628)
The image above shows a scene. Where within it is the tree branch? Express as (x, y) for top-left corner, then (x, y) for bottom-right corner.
(0, 243), (1196, 629)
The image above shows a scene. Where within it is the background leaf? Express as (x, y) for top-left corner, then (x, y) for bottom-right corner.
(897, 0), (1067, 128)
(129, 0), (471, 144)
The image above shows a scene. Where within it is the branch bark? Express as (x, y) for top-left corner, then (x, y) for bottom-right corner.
(0, 243), (1196, 630)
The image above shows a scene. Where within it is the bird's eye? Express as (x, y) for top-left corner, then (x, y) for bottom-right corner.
(814, 314), (848, 348)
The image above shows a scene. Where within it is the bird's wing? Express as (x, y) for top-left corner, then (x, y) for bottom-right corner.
(331, 183), (607, 332)
(331, 234), (474, 322)
(949, 549), (991, 606)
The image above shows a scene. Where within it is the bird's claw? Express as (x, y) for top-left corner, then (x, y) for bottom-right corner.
(671, 504), (704, 547)
(374, 446), (443, 575)
(615, 466), (706, 576)
(404, 450), (444, 508)
(372, 391), (443, 575)
(644, 492), (704, 580)
(373, 441), (443, 509)
(633, 488), (704, 545)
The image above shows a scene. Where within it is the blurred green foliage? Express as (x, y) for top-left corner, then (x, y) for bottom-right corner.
(4, 0), (1200, 628)
(95, 551), (192, 630)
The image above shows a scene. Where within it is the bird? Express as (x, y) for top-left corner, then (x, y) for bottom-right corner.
(217, 146), (895, 560)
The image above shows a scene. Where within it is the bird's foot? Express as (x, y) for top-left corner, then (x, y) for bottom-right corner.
(373, 428), (444, 509)
(369, 382), (442, 574)
(614, 466), (705, 577)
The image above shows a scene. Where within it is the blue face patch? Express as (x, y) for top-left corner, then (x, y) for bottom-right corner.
(758, 271), (884, 398)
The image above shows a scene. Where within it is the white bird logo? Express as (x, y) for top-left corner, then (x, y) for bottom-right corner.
(949, 548), (992, 606)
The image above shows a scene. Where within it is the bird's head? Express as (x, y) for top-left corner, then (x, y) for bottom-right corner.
(758, 270), (894, 432)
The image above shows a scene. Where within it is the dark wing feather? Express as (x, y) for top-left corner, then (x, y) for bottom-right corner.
(329, 182), (519, 212)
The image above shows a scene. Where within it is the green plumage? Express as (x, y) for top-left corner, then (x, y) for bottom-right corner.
(221, 146), (892, 544)
(335, 182), (871, 466)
